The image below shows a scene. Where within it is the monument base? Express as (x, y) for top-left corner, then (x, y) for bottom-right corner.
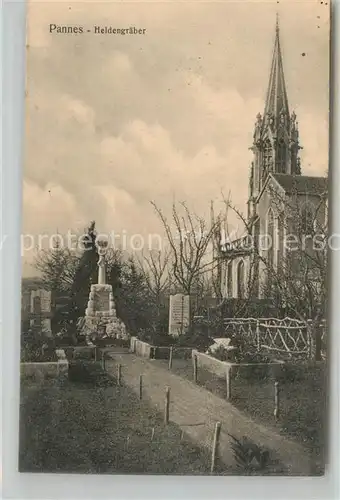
(82, 284), (127, 342)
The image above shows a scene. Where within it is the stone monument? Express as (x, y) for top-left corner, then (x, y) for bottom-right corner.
(83, 239), (127, 343)
(168, 293), (190, 337)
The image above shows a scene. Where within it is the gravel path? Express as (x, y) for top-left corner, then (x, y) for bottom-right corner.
(104, 351), (318, 475)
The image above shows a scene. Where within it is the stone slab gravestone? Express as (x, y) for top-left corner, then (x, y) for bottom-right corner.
(168, 294), (190, 336)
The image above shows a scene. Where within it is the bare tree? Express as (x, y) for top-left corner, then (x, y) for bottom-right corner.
(137, 248), (173, 299)
(151, 201), (223, 296)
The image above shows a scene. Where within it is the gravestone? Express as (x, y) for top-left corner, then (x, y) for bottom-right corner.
(168, 294), (190, 336)
(30, 289), (52, 334)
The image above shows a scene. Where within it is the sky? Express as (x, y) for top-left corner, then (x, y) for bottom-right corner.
(22, 0), (330, 276)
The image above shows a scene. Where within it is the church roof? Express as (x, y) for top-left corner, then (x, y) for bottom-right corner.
(272, 173), (327, 195)
(263, 16), (290, 120)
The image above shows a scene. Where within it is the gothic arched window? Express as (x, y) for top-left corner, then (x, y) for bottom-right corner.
(252, 219), (260, 297)
(277, 213), (285, 266)
(263, 139), (272, 179)
(237, 260), (245, 299)
(267, 209), (275, 269)
(301, 205), (315, 235)
(227, 261), (233, 298)
(32, 295), (42, 328)
(277, 139), (287, 173)
(253, 219), (260, 251)
(33, 295), (41, 314)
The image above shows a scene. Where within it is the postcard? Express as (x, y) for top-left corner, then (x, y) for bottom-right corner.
(20, 0), (330, 475)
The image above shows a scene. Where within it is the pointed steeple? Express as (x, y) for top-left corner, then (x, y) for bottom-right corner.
(264, 14), (290, 121)
(248, 16), (302, 206)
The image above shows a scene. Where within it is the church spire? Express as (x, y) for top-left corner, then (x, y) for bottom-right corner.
(263, 13), (290, 121)
(248, 17), (301, 206)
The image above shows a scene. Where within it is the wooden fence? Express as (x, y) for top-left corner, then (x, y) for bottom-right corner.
(223, 317), (326, 360)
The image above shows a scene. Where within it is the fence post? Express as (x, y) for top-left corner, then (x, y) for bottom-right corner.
(95, 347), (98, 362)
(274, 381), (280, 420)
(139, 374), (143, 400)
(101, 351), (106, 370)
(256, 319), (260, 351)
(321, 318), (326, 358)
(210, 422), (221, 474)
(164, 386), (170, 425)
(168, 347), (173, 370)
(117, 364), (122, 386)
(226, 368), (231, 401)
(193, 355), (198, 383)
(314, 320), (324, 362)
(307, 319), (314, 359)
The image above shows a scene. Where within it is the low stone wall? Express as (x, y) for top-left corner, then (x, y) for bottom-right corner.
(192, 350), (284, 380)
(130, 338), (192, 360)
(133, 339), (154, 358)
(130, 336), (138, 352)
(21, 361), (69, 382)
(21, 349), (69, 383)
(192, 350), (232, 378)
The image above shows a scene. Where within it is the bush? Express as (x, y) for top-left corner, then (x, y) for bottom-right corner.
(175, 330), (214, 351)
(73, 347), (95, 360)
(207, 345), (232, 362)
(94, 337), (130, 348)
(228, 434), (274, 474)
(274, 362), (314, 384)
(68, 360), (115, 386)
(21, 334), (58, 363)
(137, 328), (173, 347)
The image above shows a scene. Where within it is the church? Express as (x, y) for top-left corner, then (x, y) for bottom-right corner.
(219, 19), (328, 303)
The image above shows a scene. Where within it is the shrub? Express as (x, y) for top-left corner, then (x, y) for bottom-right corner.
(274, 362), (308, 383)
(94, 337), (130, 348)
(68, 360), (115, 387)
(174, 325), (214, 352)
(68, 360), (96, 383)
(177, 334), (214, 351)
(208, 345), (234, 362)
(137, 328), (173, 347)
(20, 335), (58, 362)
(73, 347), (95, 361)
(228, 434), (272, 474)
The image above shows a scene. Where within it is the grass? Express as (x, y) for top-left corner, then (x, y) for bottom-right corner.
(19, 370), (214, 474)
(152, 358), (326, 459)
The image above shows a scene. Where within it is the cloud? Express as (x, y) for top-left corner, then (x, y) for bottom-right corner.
(22, 181), (82, 234)
(22, 0), (330, 275)
(298, 110), (329, 177)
